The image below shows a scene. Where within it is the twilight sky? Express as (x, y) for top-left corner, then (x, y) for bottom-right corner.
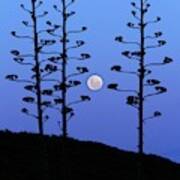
(0, 0), (180, 162)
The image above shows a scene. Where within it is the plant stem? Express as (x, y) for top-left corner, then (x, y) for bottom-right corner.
(32, 0), (44, 135)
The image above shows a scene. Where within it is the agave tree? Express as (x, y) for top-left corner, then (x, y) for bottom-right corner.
(108, 0), (172, 155)
(44, 0), (91, 138)
(6, 0), (57, 135)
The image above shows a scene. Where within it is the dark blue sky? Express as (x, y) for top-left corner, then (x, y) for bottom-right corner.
(1, 0), (180, 162)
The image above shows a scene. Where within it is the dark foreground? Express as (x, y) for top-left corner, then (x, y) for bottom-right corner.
(0, 131), (179, 179)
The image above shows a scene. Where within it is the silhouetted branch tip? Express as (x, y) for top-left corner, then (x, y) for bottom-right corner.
(80, 95), (91, 101)
(76, 67), (89, 73)
(6, 74), (18, 81)
(111, 65), (122, 72)
(107, 83), (118, 90)
(146, 79), (161, 86)
(23, 97), (35, 103)
(154, 111), (162, 117)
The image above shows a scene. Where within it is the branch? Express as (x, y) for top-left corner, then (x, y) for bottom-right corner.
(67, 96), (91, 106)
(35, 1), (43, 9)
(131, 2), (140, 11)
(68, 53), (91, 61)
(144, 86), (167, 99)
(11, 31), (33, 40)
(111, 65), (138, 76)
(66, 0), (75, 8)
(144, 111), (162, 121)
(127, 22), (140, 29)
(22, 108), (38, 119)
(67, 100), (82, 106)
(13, 57), (34, 66)
(20, 4), (32, 14)
(145, 40), (166, 49)
(67, 67), (88, 79)
(107, 84), (138, 94)
(67, 72), (82, 79)
(40, 50), (60, 55)
(42, 68), (61, 79)
(37, 11), (48, 18)
(22, 21), (33, 28)
(146, 16), (161, 26)
(67, 27), (87, 34)
(41, 78), (61, 83)
(145, 32), (162, 40)
(145, 57), (173, 67)
(53, 5), (62, 13)
(128, 103), (139, 109)
(67, 40), (85, 50)
(115, 36), (140, 46)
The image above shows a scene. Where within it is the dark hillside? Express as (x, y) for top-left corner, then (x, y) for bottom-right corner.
(0, 131), (179, 179)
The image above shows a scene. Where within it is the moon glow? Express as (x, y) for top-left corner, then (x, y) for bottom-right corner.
(87, 75), (104, 91)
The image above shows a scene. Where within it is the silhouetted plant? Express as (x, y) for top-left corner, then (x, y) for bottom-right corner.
(6, 0), (57, 135)
(108, 0), (172, 158)
(45, 0), (91, 138)
(108, 1), (173, 179)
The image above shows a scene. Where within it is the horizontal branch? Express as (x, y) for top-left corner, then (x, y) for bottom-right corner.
(107, 84), (138, 94)
(37, 11), (48, 18)
(41, 78), (61, 83)
(40, 51), (60, 55)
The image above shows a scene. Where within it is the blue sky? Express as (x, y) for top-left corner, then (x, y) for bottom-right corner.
(0, 0), (180, 162)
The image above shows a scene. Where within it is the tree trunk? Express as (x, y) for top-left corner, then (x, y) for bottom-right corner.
(32, 0), (44, 135)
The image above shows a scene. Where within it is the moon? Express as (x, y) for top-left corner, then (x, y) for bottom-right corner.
(87, 74), (104, 91)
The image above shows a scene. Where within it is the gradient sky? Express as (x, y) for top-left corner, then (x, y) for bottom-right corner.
(0, 0), (180, 162)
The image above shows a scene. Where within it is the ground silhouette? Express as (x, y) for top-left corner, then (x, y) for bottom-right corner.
(0, 131), (179, 179)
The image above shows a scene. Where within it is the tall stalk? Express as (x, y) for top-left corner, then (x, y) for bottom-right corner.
(6, 0), (56, 135)
(108, 0), (173, 178)
(46, 0), (91, 138)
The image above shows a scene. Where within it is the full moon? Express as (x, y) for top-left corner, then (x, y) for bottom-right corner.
(87, 74), (104, 91)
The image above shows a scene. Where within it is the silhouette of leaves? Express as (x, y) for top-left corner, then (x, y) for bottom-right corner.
(23, 97), (35, 103)
(11, 50), (20, 56)
(80, 53), (91, 60)
(54, 98), (63, 104)
(6, 74), (18, 81)
(24, 85), (36, 92)
(154, 32), (163, 38)
(44, 64), (58, 72)
(115, 36), (123, 42)
(42, 89), (53, 96)
(154, 111), (162, 117)
(155, 86), (167, 93)
(48, 56), (62, 63)
(146, 79), (161, 86)
(122, 51), (130, 57)
(163, 57), (173, 64)
(126, 96), (139, 106)
(62, 106), (73, 114)
(111, 65), (122, 72)
(68, 80), (81, 87)
(81, 26), (87, 31)
(40, 39), (56, 46)
(21, 108), (29, 114)
(80, 95), (91, 101)
(54, 83), (68, 91)
(158, 40), (166, 46)
(107, 84), (118, 90)
(76, 67), (89, 74)
(13, 57), (24, 63)
(41, 101), (51, 107)
(44, 115), (49, 121)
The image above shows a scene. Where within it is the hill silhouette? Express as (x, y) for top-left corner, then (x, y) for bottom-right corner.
(0, 131), (179, 179)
